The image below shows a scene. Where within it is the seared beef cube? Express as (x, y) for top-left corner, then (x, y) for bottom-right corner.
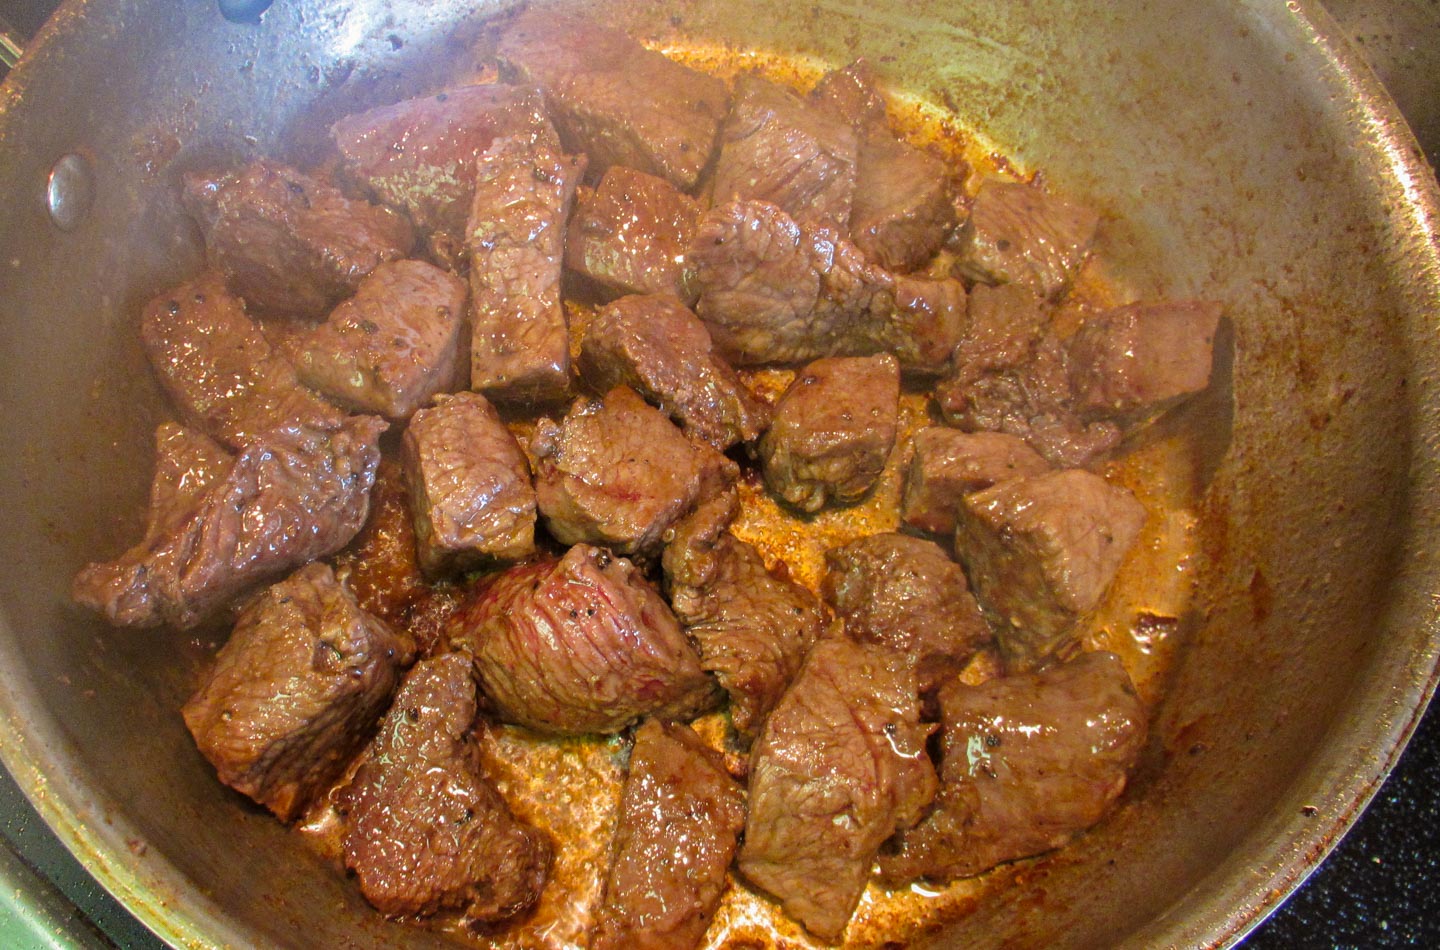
(182, 160), (413, 317)
(851, 132), (956, 273)
(497, 10), (728, 190)
(1067, 300), (1221, 417)
(947, 282), (1053, 390)
(285, 260), (468, 419)
(402, 392), (536, 577)
(565, 167), (702, 302)
(73, 417), (385, 629)
(663, 495), (824, 743)
(955, 469), (1146, 670)
(592, 719), (745, 950)
(531, 386), (738, 557)
(182, 562), (415, 822)
(140, 272), (347, 451)
(822, 533), (991, 694)
(759, 354), (899, 512)
(142, 423), (233, 541)
(333, 458), (429, 629)
(901, 428), (1050, 536)
(712, 74), (858, 230)
(739, 637), (936, 942)
(467, 135), (585, 406)
(341, 653), (552, 919)
(579, 295), (771, 451)
(809, 59), (888, 129)
(449, 544), (717, 735)
(879, 651), (1146, 884)
(331, 83), (558, 263)
(953, 179), (1098, 301)
(689, 200), (965, 372)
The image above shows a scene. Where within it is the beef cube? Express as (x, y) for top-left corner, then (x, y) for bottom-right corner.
(955, 469), (1146, 670)
(739, 637), (936, 942)
(73, 417), (386, 629)
(712, 74), (858, 230)
(901, 428), (1050, 536)
(879, 651), (1146, 884)
(142, 423), (233, 541)
(591, 719), (745, 950)
(182, 562), (415, 821)
(578, 294), (771, 451)
(953, 179), (1099, 301)
(182, 160), (413, 317)
(332, 458), (429, 628)
(341, 653), (552, 919)
(531, 386), (738, 558)
(284, 260), (468, 419)
(449, 545), (717, 735)
(822, 533), (991, 694)
(689, 200), (965, 372)
(467, 135), (585, 406)
(850, 132), (956, 273)
(809, 59), (888, 130)
(402, 392), (536, 577)
(497, 10), (728, 190)
(140, 272), (347, 451)
(1066, 300), (1221, 417)
(759, 354), (899, 512)
(941, 283), (1051, 393)
(565, 166), (702, 302)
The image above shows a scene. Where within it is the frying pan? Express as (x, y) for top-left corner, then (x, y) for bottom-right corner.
(0, 0), (1437, 946)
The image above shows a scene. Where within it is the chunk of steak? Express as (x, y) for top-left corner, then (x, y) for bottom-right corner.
(822, 534), (991, 695)
(284, 260), (468, 419)
(182, 562), (415, 821)
(879, 651), (1146, 884)
(1066, 300), (1221, 418)
(565, 166), (702, 302)
(591, 719), (745, 950)
(808, 59), (888, 130)
(739, 637), (936, 942)
(712, 74), (857, 230)
(945, 282), (1052, 392)
(497, 10), (728, 190)
(689, 200), (965, 372)
(73, 417), (386, 629)
(900, 428), (1050, 536)
(955, 470), (1146, 671)
(579, 294), (771, 451)
(467, 135), (585, 406)
(531, 386), (738, 558)
(450, 545), (717, 735)
(850, 132), (956, 273)
(332, 458), (430, 629)
(140, 272), (347, 451)
(952, 179), (1099, 301)
(182, 160), (413, 317)
(341, 653), (552, 919)
(759, 354), (899, 512)
(402, 392), (536, 577)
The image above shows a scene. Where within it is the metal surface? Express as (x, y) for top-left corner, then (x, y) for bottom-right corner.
(0, 0), (1437, 948)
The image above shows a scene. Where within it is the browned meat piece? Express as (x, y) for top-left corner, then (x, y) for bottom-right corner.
(879, 651), (1146, 884)
(663, 494), (824, 743)
(497, 10), (728, 191)
(712, 74), (857, 230)
(467, 135), (585, 406)
(689, 200), (965, 372)
(901, 428), (1050, 536)
(182, 160), (413, 317)
(591, 719), (745, 950)
(739, 637), (936, 942)
(332, 458), (429, 629)
(952, 179), (1099, 301)
(809, 59), (888, 129)
(578, 295), (772, 451)
(955, 469), (1146, 671)
(140, 272), (347, 451)
(851, 133), (956, 273)
(1067, 300), (1221, 417)
(822, 533), (991, 695)
(182, 562), (415, 822)
(284, 260), (468, 420)
(141, 423), (233, 541)
(402, 392), (536, 577)
(946, 282), (1053, 390)
(341, 653), (552, 919)
(759, 354), (899, 512)
(330, 83), (558, 264)
(531, 386), (738, 558)
(565, 167), (702, 302)
(73, 417), (386, 629)
(449, 545), (717, 735)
